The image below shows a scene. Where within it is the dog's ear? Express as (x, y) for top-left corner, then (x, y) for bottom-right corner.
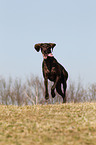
(49, 43), (56, 50)
(34, 43), (41, 52)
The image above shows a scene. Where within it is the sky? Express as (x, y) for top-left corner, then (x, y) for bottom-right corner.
(0, 0), (96, 85)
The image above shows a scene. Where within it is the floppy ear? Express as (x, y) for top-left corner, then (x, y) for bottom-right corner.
(34, 43), (41, 52)
(49, 43), (56, 50)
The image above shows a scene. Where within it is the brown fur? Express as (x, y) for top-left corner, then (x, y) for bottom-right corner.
(34, 43), (68, 103)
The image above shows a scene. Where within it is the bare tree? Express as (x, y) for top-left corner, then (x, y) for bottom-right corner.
(88, 83), (96, 102)
(0, 77), (12, 105)
(26, 75), (44, 105)
(0, 75), (96, 105)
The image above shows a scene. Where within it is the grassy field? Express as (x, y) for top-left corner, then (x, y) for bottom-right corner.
(0, 103), (96, 145)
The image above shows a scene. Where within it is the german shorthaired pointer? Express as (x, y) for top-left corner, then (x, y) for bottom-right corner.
(34, 43), (68, 103)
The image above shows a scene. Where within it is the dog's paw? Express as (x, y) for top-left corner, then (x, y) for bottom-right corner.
(45, 94), (49, 100)
(63, 97), (66, 103)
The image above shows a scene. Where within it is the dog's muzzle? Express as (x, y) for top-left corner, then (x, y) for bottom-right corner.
(43, 53), (53, 59)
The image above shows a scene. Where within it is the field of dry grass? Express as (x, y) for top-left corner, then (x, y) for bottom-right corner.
(0, 103), (96, 145)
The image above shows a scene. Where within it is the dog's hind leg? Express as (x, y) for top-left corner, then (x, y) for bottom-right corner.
(62, 80), (67, 103)
(56, 81), (64, 102)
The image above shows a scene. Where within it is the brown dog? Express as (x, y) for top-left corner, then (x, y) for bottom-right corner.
(34, 43), (68, 103)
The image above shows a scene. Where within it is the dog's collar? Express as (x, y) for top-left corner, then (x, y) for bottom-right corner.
(43, 53), (54, 59)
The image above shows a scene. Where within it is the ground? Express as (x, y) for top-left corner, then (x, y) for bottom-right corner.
(0, 103), (96, 145)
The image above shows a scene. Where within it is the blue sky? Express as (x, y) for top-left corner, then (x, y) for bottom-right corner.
(0, 0), (96, 85)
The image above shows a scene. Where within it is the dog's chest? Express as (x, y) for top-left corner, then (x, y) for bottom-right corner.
(45, 59), (56, 72)
(47, 66), (56, 74)
(43, 59), (57, 80)
(46, 66), (56, 81)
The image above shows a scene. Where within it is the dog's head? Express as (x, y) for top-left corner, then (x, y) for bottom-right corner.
(34, 43), (56, 59)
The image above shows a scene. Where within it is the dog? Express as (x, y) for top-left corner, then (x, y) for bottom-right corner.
(34, 43), (68, 103)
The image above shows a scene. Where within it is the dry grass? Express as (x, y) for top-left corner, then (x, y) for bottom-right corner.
(0, 103), (96, 145)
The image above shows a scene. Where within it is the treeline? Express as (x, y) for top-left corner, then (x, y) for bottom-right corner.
(0, 75), (96, 105)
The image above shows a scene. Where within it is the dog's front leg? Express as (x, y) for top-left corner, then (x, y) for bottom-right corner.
(44, 79), (49, 100)
(51, 76), (59, 98)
